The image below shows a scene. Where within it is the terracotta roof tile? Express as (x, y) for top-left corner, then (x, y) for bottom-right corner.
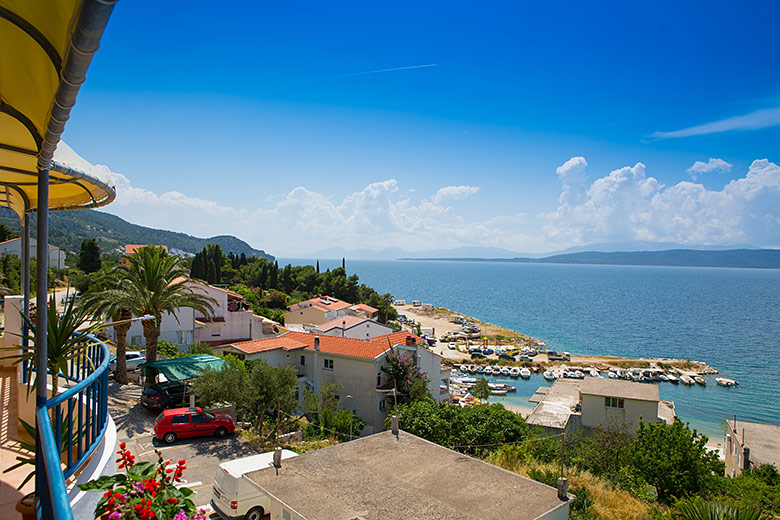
(316, 315), (370, 332)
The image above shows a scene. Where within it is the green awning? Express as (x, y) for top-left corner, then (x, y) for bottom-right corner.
(141, 354), (226, 381)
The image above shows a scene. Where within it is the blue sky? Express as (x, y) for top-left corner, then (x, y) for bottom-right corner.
(61, 1), (780, 255)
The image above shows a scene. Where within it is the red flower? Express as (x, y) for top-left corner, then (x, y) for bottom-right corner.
(166, 498), (178, 504)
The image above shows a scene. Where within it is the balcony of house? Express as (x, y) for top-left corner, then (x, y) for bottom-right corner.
(0, 299), (117, 519)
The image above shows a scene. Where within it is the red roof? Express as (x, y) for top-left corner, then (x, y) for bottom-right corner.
(227, 330), (411, 360)
(371, 330), (425, 347)
(316, 315), (370, 332)
(125, 244), (168, 255)
(353, 303), (378, 314)
(289, 295), (352, 312)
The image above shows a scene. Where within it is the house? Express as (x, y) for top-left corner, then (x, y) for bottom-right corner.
(348, 303), (379, 320)
(243, 430), (571, 520)
(527, 378), (676, 433)
(283, 295), (352, 326)
(215, 330), (449, 435)
(111, 277), (279, 348)
(119, 244), (168, 267)
(0, 237), (66, 269)
(724, 418), (780, 477)
(313, 315), (394, 339)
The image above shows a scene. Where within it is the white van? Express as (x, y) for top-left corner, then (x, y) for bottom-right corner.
(211, 450), (298, 520)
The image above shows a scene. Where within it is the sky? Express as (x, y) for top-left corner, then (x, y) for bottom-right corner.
(60, 1), (780, 256)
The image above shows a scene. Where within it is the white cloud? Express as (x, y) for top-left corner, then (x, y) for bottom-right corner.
(431, 185), (480, 204)
(98, 156), (780, 256)
(545, 157), (780, 247)
(687, 158), (733, 180)
(652, 106), (780, 139)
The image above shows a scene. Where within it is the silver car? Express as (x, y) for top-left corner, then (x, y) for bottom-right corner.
(108, 351), (146, 372)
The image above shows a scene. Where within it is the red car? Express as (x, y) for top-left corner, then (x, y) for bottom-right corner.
(154, 407), (235, 444)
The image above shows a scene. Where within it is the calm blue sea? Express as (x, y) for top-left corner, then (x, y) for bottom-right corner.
(281, 258), (780, 440)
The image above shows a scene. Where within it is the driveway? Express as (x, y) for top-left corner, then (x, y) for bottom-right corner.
(108, 381), (259, 512)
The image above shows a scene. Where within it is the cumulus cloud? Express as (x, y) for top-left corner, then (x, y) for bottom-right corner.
(431, 185), (480, 204)
(545, 156), (780, 247)
(687, 158), (733, 180)
(652, 106), (780, 139)
(97, 156), (780, 256)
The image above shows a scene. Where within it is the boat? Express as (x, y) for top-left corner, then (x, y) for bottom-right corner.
(520, 368), (531, 379)
(500, 367), (511, 376)
(476, 366), (485, 374)
(693, 376), (706, 386)
(716, 377), (738, 387)
(666, 374), (679, 384)
(588, 368), (600, 378)
(492, 366), (502, 374)
(490, 389), (508, 395)
(607, 371), (618, 379)
(659, 374), (668, 382)
(543, 370), (555, 381)
(467, 365), (477, 374)
(680, 375), (694, 385)
(573, 370), (585, 379)
(509, 367), (521, 377)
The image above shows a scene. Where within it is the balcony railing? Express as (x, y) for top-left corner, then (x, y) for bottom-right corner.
(37, 335), (110, 520)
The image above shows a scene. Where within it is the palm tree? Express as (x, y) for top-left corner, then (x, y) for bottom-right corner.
(79, 270), (135, 384)
(118, 246), (216, 382)
(675, 498), (770, 520)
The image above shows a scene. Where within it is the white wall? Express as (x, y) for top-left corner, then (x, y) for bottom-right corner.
(320, 320), (393, 339)
(115, 307), (195, 347)
(417, 347), (449, 402)
(580, 394), (660, 431)
(0, 238), (65, 269)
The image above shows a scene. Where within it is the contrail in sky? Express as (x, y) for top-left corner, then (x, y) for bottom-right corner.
(333, 63), (438, 78)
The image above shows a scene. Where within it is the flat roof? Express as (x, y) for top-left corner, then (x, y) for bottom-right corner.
(727, 419), (780, 469)
(580, 378), (659, 402)
(526, 379), (582, 429)
(245, 430), (568, 520)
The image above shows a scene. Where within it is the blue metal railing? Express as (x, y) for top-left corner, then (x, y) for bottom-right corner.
(36, 335), (110, 520)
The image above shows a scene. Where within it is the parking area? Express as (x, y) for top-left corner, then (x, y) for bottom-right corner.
(108, 381), (259, 512)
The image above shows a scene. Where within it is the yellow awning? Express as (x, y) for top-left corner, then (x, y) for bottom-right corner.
(0, 0), (117, 218)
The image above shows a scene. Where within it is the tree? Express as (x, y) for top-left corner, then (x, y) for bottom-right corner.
(632, 418), (723, 503)
(675, 497), (771, 520)
(472, 377), (490, 401)
(381, 346), (431, 404)
(192, 357), (298, 436)
(0, 223), (19, 242)
(79, 269), (134, 383)
(118, 246), (216, 381)
(77, 238), (102, 274)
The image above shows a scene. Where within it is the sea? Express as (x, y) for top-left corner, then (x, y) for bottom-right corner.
(280, 258), (780, 441)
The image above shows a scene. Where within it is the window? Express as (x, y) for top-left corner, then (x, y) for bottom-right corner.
(211, 329), (221, 337)
(192, 414), (209, 424)
(379, 399), (386, 412)
(283, 511), (291, 520)
(323, 358), (334, 370)
(604, 397), (625, 408)
(171, 415), (189, 425)
(300, 355), (305, 366)
(131, 335), (142, 345)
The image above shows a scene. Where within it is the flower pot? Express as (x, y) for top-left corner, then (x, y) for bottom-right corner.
(15, 493), (35, 520)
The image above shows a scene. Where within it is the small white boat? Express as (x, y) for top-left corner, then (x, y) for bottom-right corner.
(509, 367), (521, 377)
(543, 370), (555, 381)
(573, 370), (585, 379)
(693, 376), (706, 386)
(659, 374), (669, 382)
(588, 368), (600, 378)
(607, 371), (618, 379)
(716, 377), (738, 387)
(476, 366), (485, 374)
(666, 374), (679, 384)
(500, 367), (511, 376)
(490, 389), (508, 395)
(520, 368), (531, 379)
(680, 375), (694, 385)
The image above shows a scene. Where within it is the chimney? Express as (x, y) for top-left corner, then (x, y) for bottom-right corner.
(742, 445), (751, 471)
(557, 477), (569, 500)
(391, 415), (399, 437)
(273, 446), (282, 475)
(314, 336), (320, 351)
(313, 336), (321, 398)
(405, 335), (414, 346)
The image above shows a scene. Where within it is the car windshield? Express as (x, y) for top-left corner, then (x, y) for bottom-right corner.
(201, 410), (216, 420)
(155, 413), (163, 423)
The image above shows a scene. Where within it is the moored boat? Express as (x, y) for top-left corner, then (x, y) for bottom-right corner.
(680, 375), (694, 385)
(476, 365), (485, 374)
(666, 374), (679, 384)
(543, 370), (555, 381)
(509, 367), (521, 377)
(500, 367), (511, 376)
(520, 368), (531, 379)
(716, 377), (738, 387)
(693, 376), (706, 386)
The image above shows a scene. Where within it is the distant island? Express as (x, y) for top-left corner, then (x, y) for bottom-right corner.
(402, 249), (780, 269)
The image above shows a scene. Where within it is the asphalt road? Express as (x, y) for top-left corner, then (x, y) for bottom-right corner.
(108, 380), (259, 513)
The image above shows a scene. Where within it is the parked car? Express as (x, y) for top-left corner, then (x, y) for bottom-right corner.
(498, 352), (516, 361)
(108, 351), (146, 372)
(483, 348), (494, 355)
(153, 407), (235, 444)
(211, 450), (298, 520)
(470, 352), (486, 359)
(141, 381), (191, 410)
(448, 342), (457, 350)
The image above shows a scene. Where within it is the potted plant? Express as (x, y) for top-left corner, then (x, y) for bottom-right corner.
(79, 443), (207, 520)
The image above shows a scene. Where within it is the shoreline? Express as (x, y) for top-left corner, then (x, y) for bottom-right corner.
(396, 303), (719, 375)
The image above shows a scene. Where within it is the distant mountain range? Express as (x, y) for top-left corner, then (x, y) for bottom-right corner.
(412, 249), (780, 269)
(0, 209), (274, 260)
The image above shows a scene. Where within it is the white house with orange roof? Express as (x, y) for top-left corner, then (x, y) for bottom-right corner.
(348, 303), (379, 320)
(283, 295), (353, 326)
(313, 315), (394, 339)
(119, 244), (168, 267)
(0, 237), (66, 268)
(215, 330), (449, 435)
(111, 277), (279, 349)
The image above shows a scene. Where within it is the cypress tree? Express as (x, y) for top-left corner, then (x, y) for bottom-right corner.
(77, 239), (102, 274)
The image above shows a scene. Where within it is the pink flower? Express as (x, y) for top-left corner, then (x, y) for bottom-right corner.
(108, 512), (122, 520)
(172, 510), (188, 520)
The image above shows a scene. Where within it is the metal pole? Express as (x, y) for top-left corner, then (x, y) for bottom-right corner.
(35, 167), (50, 520)
(21, 211), (30, 319)
(347, 395), (353, 440)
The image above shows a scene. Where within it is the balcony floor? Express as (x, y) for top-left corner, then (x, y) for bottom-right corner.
(0, 368), (34, 515)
